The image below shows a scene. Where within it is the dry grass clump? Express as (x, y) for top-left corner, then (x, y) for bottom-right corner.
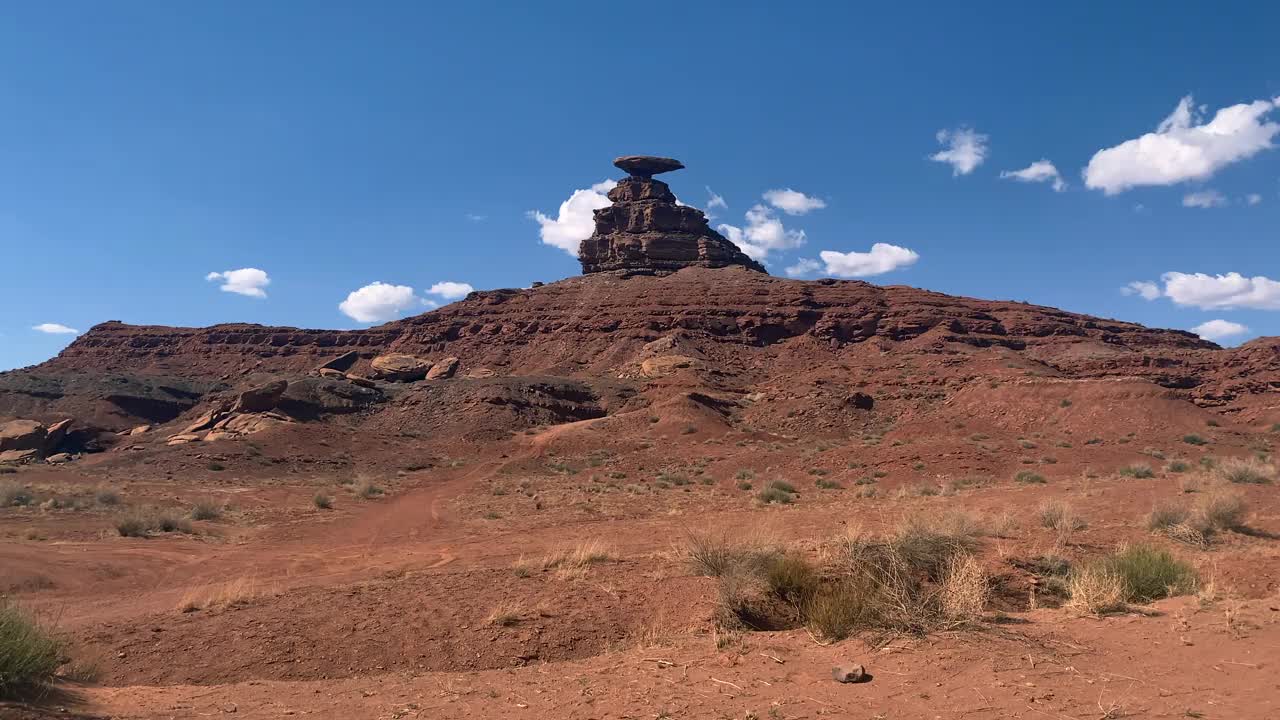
(176, 577), (259, 613)
(312, 492), (333, 509)
(1067, 565), (1126, 615)
(1119, 464), (1155, 479)
(1194, 489), (1247, 532)
(709, 512), (990, 642)
(1218, 457), (1274, 485)
(0, 601), (62, 699)
(686, 530), (780, 577)
(1038, 500), (1087, 533)
(354, 480), (385, 499)
(189, 498), (222, 521)
(485, 599), (527, 627)
(115, 508), (192, 537)
(1014, 470), (1045, 484)
(530, 539), (615, 579)
(1147, 489), (1247, 545)
(0, 480), (35, 507)
(939, 553), (990, 620)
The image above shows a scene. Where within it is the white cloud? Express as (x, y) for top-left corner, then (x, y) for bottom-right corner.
(784, 258), (823, 278)
(819, 243), (919, 277)
(338, 282), (422, 323)
(1182, 190), (1228, 208)
(929, 127), (988, 176)
(1084, 95), (1280, 194)
(1246, 193), (1262, 205)
(706, 187), (727, 219)
(33, 323), (78, 334)
(717, 204), (807, 261)
(1000, 159), (1066, 192)
(1192, 319), (1249, 342)
(427, 281), (474, 300)
(762, 188), (826, 215)
(528, 180), (617, 256)
(1121, 280), (1161, 300)
(1162, 271), (1280, 310)
(466, 213), (487, 222)
(205, 268), (270, 298)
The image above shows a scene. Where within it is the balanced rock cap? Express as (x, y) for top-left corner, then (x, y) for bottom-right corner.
(613, 155), (685, 178)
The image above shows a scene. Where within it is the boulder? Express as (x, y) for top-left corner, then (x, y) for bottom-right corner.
(0, 448), (39, 464)
(465, 368), (496, 379)
(208, 413), (290, 439)
(182, 408), (229, 434)
(345, 374), (376, 388)
(641, 355), (702, 378)
(232, 379), (288, 413)
(45, 452), (73, 464)
(317, 368), (345, 379)
(166, 433), (201, 446)
(426, 357), (460, 380)
(613, 155), (685, 178)
(44, 419), (72, 451)
(316, 350), (360, 373)
(371, 354), (431, 382)
(831, 664), (867, 684)
(129, 424), (151, 436)
(0, 420), (46, 452)
(276, 377), (385, 419)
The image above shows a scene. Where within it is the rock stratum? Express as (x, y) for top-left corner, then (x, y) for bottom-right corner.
(2, 268), (1277, 438)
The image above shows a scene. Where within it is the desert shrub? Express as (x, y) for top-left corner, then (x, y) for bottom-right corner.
(1038, 500), (1086, 532)
(815, 478), (843, 490)
(735, 469), (755, 481)
(313, 493), (333, 509)
(1146, 501), (1189, 532)
(0, 481), (34, 507)
(114, 514), (149, 537)
(769, 480), (796, 494)
(1218, 457), (1274, 485)
(887, 511), (983, 581)
(94, 487), (121, 506)
(1014, 470), (1045, 484)
(1119, 464), (1155, 479)
(207, 462), (225, 471)
(1167, 460), (1190, 473)
(0, 601), (62, 698)
(189, 499), (221, 521)
(1194, 490), (1247, 532)
(354, 481), (384, 499)
(1182, 434), (1209, 446)
(803, 578), (879, 640)
(737, 481), (752, 490)
(762, 555), (819, 605)
(757, 486), (794, 505)
(1100, 545), (1197, 603)
(115, 509), (190, 537)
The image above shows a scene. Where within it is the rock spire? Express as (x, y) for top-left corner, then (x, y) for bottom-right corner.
(578, 156), (767, 275)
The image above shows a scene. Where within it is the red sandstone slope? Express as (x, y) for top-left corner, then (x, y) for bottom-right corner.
(4, 267), (1277, 427)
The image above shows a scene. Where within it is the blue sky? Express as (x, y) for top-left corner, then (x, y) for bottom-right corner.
(3, 2), (1278, 370)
